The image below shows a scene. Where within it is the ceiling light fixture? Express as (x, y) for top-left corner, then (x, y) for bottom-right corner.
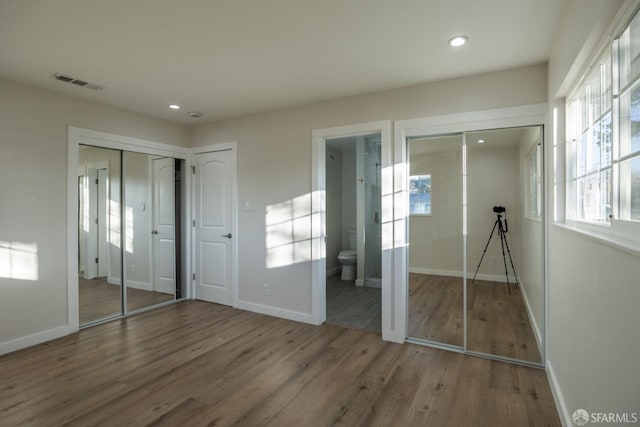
(449, 35), (468, 47)
(478, 139), (485, 144)
(169, 104), (181, 110)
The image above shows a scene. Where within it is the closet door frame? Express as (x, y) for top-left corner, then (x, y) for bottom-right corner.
(67, 127), (191, 331)
(394, 103), (547, 367)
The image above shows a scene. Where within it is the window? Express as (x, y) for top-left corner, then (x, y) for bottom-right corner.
(566, 52), (612, 223)
(566, 9), (640, 234)
(409, 174), (431, 215)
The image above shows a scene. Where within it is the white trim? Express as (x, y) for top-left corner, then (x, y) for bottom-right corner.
(0, 325), (74, 356)
(190, 142), (239, 307)
(395, 103), (548, 349)
(554, 221), (640, 257)
(235, 299), (315, 325)
(311, 120), (397, 341)
(519, 277), (543, 352)
(68, 127), (190, 332)
(408, 267), (517, 284)
(107, 276), (121, 285)
(67, 133), (80, 333)
(326, 266), (341, 277)
(69, 127), (188, 159)
(125, 280), (152, 291)
(546, 360), (572, 427)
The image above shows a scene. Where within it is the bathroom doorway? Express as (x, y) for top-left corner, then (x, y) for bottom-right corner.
(324, 133), (382, 332)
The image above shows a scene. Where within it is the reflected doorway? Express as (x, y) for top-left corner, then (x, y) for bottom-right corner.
(78, 146), (183, 326)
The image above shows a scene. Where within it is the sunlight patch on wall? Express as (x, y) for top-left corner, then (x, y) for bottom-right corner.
(125, 206), (134, 254)
(266, 194), (313, 269)
(381, 165), (394, 251)
(79, 175), (91, 233)
(0, 241), (39, 281)
(109, 200), (121, 249)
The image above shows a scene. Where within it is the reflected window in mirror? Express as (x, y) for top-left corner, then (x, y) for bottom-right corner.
(409, 174), (432, 215)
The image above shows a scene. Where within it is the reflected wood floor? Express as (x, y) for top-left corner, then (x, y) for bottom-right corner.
(0, 301), (560, 426)
(409, 273), (541, 363)
(79, 278), (174, 325)
(326, 274), (381, 332)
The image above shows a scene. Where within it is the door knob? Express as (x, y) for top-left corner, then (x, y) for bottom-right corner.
(151, 230), (159, 235)
(221, 233), (232, 239)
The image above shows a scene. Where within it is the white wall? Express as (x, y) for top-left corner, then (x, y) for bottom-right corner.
(409, 148), (463, 273)
(0, 78), (188, 354)
(518, 127), (544, 347)
(467, 145), (521, 280)
(547, 0), (640, 424)
(190, 64), (547, 319)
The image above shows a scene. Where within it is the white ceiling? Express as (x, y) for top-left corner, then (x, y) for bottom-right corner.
(0, 0), (566, 125)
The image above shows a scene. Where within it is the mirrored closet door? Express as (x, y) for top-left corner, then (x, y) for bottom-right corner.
(407, 126), (544, 365)
(407, 134), (464, 348)
(78, 146), (183, 326)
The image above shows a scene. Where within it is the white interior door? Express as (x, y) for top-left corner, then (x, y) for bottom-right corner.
(194, 149), (234, 305)
(97, 168), (109, 278)
(152, 158), (175, 294)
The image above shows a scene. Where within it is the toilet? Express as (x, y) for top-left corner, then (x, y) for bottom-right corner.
(338, 229), (357, 280)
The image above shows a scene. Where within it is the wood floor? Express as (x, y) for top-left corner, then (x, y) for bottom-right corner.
(0, 301), (560, 426)
(79, 278), (174, 325)
(409, 273), (542, 363)
(326, 274), (381, 332)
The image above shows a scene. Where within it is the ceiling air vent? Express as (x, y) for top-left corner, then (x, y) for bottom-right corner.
(51, 73), (104, 91)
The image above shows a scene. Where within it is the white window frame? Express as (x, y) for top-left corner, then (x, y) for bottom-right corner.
(562, 5), (640, 255)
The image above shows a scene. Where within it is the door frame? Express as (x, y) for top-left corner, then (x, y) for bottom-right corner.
(67, 127), (191, 332)
(190, 142), (239, 307)
(311, 121), (396, 340)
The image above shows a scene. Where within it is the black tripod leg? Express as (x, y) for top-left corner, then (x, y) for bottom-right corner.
(472, 219), (499, 284)
(498, 224), (511, 295)
(501, 227), (519, 286)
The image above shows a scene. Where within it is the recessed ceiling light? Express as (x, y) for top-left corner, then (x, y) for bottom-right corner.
(169, 104), (181, 110)
(478, 139), (485, 144)
(449, 35), (468, 47)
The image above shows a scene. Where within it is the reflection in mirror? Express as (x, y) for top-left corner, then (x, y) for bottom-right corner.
(124, 152), (176, 313)
(466, 126), (543, 363)
(78, 145), (123, 325)
(407, 134), (464, 347)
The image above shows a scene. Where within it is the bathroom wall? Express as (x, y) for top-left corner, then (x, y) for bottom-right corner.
(341, 142), (357, 249)
(325, 147), (342, 274)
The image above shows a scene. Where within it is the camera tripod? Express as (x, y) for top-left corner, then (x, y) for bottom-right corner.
(472, 212), (519, 295)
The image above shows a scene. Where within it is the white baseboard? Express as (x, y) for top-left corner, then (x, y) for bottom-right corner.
(0, 324), (75, 356)
(546, 360), (571, 427)
(326, 266), (341, 277)
(126, 280), (152, 291)
(408, 267), (516, 283)
(107, 275), (121, 285)
(235, 299), (316, 325)
(519, 280), (542, 351)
